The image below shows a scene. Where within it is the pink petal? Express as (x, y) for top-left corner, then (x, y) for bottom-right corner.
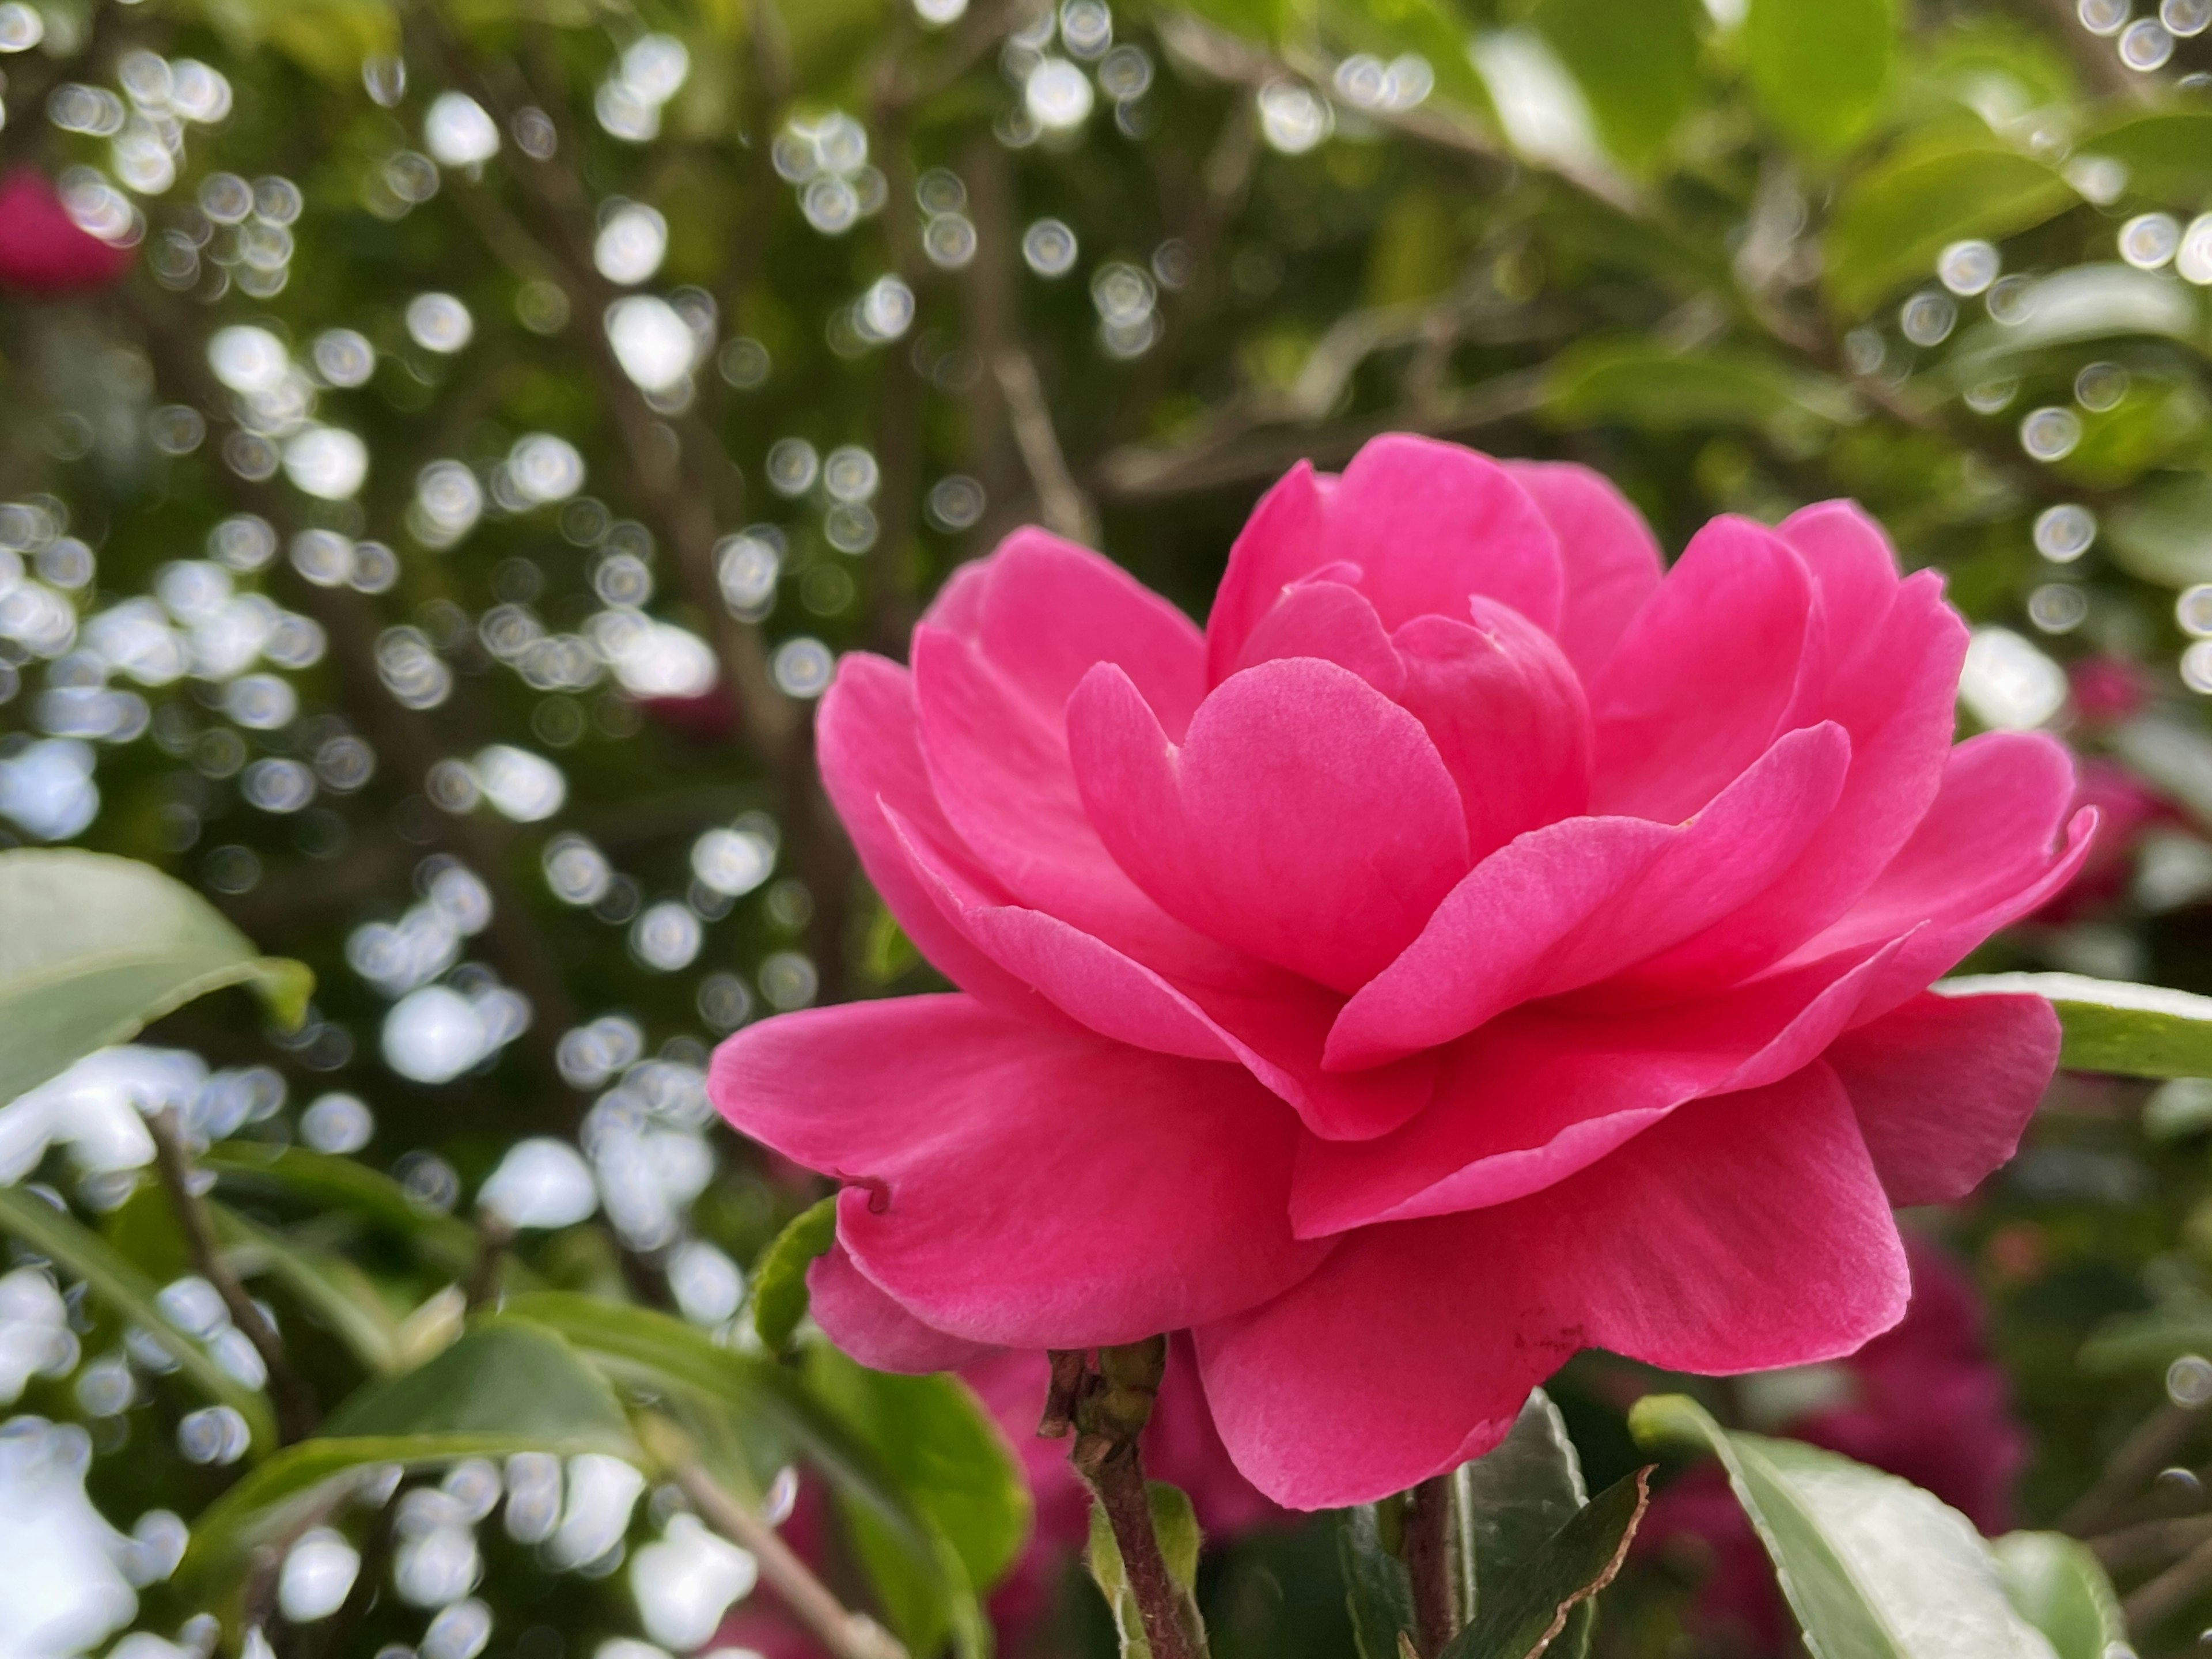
(1206, 461), (1336, 685)
(818, 654), (1081, 1023)
(712, 995), (1330, 1347)
(1328, 723), (1851, 1069)
(809, 1241), (996, 1373)
(945, 528), (1210, 740)
(1623, 572), (1967, 988)
(885, 804), (1437, 1139)
(1322, 435), (1564, 634)
(1391, 601), (1592, 861)
(1830, 991), (2059, 1205)
(1198, 1065), (1906, 1508)
(1589, 516), (1824, 822)
(1296, 938), (1906, 1234)
(1504, 459), (1663, 679)
(1067, 657), (1471, 994)
(912, 623), (1205, 959)
(1781, 500), (1901, 654)
(1232, 578), (1405, 697)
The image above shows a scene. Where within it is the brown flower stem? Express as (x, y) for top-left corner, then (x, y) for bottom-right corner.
(1402, 1475), (1461, 1657)
(1056, 1338), (1203, 1659)
(147, 1107), (318, 1442)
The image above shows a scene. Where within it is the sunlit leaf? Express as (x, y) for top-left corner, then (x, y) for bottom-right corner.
(1823, 141), (2074, 317)
(1533, 0), (1701, 172)
(2080, 110), (2212, 206)
(1991, 1532), (2127, 1659)
(1630, 1393), (2061, 1658)
(1086, 1479), (1206, 1659)
(1936, 971), (2212, 1078)
(0, 850), (310, 1106)
(752, 1194), (836, 1353)
(1744, 0), (1896, 158)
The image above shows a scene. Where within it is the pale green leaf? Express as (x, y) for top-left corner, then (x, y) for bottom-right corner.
(1935, 972), (2212, 1078)
(1991, 1532), (2127, 1659)
(0, 850), (310, 1105)
(1086, 1480), (1205, 1659)
(752, 1195), (836, 1353)
(1744, 0), (1896, 159)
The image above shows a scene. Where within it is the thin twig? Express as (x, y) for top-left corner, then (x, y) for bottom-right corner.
(148, 1107), (318, 1442)
(1065, 1338), (1204, 1659)
(639, 1417), (908, 1659)
(2089, 1512), (2212, 1574)
(464, 1213), (514, 1311)
(2126, 1527), (2212, 1635)
(994, 349), (1100, 545)
(2063, 1401), (2207, 1536)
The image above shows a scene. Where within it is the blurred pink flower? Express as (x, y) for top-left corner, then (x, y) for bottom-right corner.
(1641, 1236), (2027, 1652)
(713, 435), (2091, 1509)
(719, 1340), (1276, 1657)
(0, 169), (132, 295)
(2067, 654), (2153, 728)
(2035, 756), (2173, 922)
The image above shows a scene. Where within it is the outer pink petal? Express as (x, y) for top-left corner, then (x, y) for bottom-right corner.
(1392, 601), (1592, 861)
(1781, 499), (1901, 654)
(1624, 573), (1967, 988)
(911, 623), (1206, 961)
(1328, 723), (1851, 1069)
(817, 654), (1080, 1022)
(809, 1241), (996, 1372)
(1067, 657), (1470, 994)
(949, 528), (1210, 740)
(712, 995), (1330, 1347)
(1322, 435), (1564, 634)
(1198, 1065), (1906, 1508)
(886, 804), (1437, 1139)
(1296, 937), (1907, 1234)
(1206, 461), (1336, 685)
(1504, 459), (1663, 679)
(1588, 516), (1824, 823)
(1231, 578), (1406, 697)
(1830, 991), (2060, 1206)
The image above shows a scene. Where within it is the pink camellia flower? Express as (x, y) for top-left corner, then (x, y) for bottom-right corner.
(0, 169), (133, 295)
(711, 435), (2093, 1509)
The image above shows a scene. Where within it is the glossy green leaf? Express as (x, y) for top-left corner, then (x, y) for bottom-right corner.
(2105, 476), (2212, 590)
(1338, 1503), (1419, 1659)
(1823, 142), (2074, 317)
(0, 1184), (276, 1450)
(1543, 338), (1854, 432)
(2080, 110), (2212, 206)
(1438, 1469), (1647, 1659)
(1744, 0), (1896, 158)
(752, 1194), (836, 1353)
(200, 1142), (480, 1275)
(1936, 972), (2212, 1078)
(211, 1205), (403, 1374)
(809, 1342), (1032, 1656)
(1992, 1532), (2126, 1659)
(1631, 1393), (2058, 1658)
(1462, 1389), (1598, 1659)
(1086, 1479), (1206, 1659)
(0, 850), (310, 1106)
(322, 1317), (634, 1445)
(1532, 0), (1700, 172)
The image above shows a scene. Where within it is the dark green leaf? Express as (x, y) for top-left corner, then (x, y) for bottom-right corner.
(2080, 110), (2212, 206)
(808, 1342), (1032, 1655)
(1936, 972), (2212, 1078)
(1338, 1505), (1419, 1659)
(1438, 1469), (1648, 1659)
(752, 1195), (836, 1353)
(200, 1142), (480, 1275)
(323, 1317), (634, 1445)
(1532, 0), (1702, 173)
(1086, 1480), (1206, 1659)
(1992, 1532), (2127, 1659)
(1744, 0), (1896, 158)
(1630, 1393), (2057, 1657)
(1823, 142), (2074, 317)
(0, 1184), (276, 1449)
(213, 1203), (403, 1374)
(1543, 336), (1854, 432)
(1461, 1389), (1596, 1659)
(0, 849), (310, 1105)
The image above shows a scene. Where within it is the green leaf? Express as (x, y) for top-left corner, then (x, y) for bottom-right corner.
(322, 1317), (634, 1445)
(0, 1184), (277, 1450)
(1823, 142), (2074, 317)
(1338, 1504), (1419, 1659)
(807, 1342), (1033, 1654)
(1630, 1393), (2059, 1658)
(1991, 1532), (2127, 1659)
(1543, 336), (1854, 433)
(2080, 109), (2212, 206)
(1936, 972), (2212, 1078)
(2078, 1294), (2212, 1374)
(194, 0), (400, 82)
(1532, 0), (1701, 173)
(1461, 1389), (1597, 1659)
(1438, 1469), (1649, 1659)
(1744, 0), (1896, 159)
(200, 1143), (479, 1275)
(752, 1195), (836, 1353)
(1319, 0), (1497, 123)
(2105, 475), (2212, 589)
(1086, 1480), (1206, 1659)
(212, 1204), (402, 1373)
(0, 850), (311, 1105)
